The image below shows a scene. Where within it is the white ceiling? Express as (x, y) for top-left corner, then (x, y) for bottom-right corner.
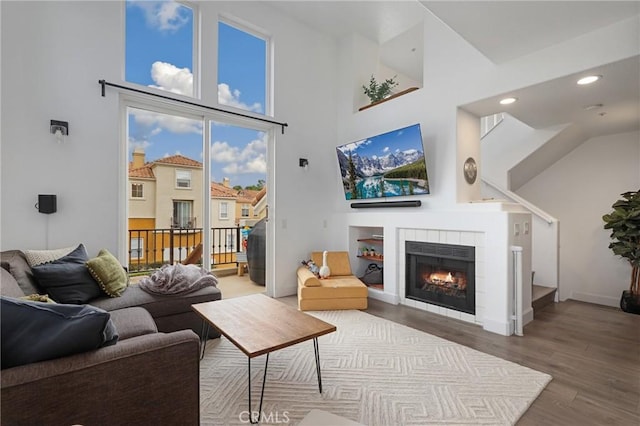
(421, 1), (639, 64)
(266, 1), (640, 138)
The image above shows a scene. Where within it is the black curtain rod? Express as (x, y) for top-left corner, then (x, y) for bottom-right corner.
(98, 79), (288, 134)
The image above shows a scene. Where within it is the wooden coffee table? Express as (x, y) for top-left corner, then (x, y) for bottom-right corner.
(192, 294), (336, 424)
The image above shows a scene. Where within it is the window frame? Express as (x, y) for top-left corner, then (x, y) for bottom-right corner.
(124, 1), (199, 99)
(131, 183), (144, 198)
(173, 199), (194, 228)
(217, 15), (272, 117)
(219, 201), (229, 220)
(176, 169), (192, 189)
(131, 237), (144, 260)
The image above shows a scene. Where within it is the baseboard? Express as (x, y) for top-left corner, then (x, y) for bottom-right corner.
(571, 291), (619, 308)
(482, 318), (511, 336)
(367, 289), (399, 304)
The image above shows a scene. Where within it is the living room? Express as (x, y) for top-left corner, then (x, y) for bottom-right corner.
(2, 1), (639, 425)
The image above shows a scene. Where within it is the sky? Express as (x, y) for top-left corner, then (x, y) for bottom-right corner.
(337, 123), (425, 159)
(125, 0), (267, 188)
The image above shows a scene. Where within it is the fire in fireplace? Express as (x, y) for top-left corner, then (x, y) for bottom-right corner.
(406, 241), (475, 314)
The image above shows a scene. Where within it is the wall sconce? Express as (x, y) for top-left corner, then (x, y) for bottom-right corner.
(50, 120), (69, 143)
(299, 158), (309, 170)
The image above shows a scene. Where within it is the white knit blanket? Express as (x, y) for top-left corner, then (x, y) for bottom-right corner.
(138, 263), (218, 295)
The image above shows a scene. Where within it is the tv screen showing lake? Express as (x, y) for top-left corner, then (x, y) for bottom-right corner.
(336, 123), (430, 200)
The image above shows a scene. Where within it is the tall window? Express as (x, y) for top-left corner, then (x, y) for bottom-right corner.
(125, 1), (194, 97)
(218, 21), (267, 114)
(176, 170), (192, 188)
(124, 4), (271, 273)
(241, 204), (250, 217)
(173, 200), (193, 228)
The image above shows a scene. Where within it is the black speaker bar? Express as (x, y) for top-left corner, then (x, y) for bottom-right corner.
(351, 200), (422, 208)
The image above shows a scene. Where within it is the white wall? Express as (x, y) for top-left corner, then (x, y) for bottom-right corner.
(1, 1), (121, 253)
(518, 131), (640, 306)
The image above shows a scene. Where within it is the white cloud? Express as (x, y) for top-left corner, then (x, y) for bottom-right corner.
(210, 133), (267, 175)
(129, 1), (190, 32)
(130, 108), (201, 135)
(128, 137), (151, 154)
(245, 154), (267, 173)
(218, 83), (262, 113)
(210, 141), (239, 163)
(149, 61), (193, 96)
(383, 146), (390, 153)
(340, 139), (368, 153)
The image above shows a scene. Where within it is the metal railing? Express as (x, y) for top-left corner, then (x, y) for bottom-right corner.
(128, 226), (242, 272)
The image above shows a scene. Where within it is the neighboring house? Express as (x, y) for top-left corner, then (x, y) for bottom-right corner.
(236, 187), (265, 227)
(251, 187), (267, 221)
(128, 148), (263, 266)
(128, 148), (204, 266)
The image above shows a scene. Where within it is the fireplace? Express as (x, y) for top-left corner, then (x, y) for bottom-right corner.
(405, 241), (475, 315)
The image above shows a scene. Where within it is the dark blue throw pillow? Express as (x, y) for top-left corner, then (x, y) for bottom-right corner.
(31, 244), (102, 304)
(1, 296), (118, 369)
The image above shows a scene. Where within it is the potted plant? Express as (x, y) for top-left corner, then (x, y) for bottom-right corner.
(362, 75), (399, 104)
(602, 190), (640, 314)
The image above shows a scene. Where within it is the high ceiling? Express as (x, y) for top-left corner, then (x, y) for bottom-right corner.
(266, 1), (640, 138)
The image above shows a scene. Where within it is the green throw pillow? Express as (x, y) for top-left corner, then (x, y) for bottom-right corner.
(86, 249), (128, 297)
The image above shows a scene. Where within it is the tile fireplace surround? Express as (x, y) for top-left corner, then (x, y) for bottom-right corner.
(350, 205), (533, 336)
(398, 229), (485, 325)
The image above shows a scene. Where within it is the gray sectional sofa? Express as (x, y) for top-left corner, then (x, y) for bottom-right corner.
(0, 249), (222, 425)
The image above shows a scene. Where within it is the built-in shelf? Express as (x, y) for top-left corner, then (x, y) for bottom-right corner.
(358, 87), (419, 111)
(358, 238), (383, 244)
(357, 255), (383, 262)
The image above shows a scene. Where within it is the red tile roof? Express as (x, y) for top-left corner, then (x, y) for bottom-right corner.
(252, 187), (267, 206)
(128, 163), (154, 179)
(210, 181), (238, 198)
(129, 154), (202, 179)
(153, 155), (202, 168)
(236, 189), (261, 203)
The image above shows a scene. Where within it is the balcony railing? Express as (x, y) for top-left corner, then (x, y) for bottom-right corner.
(128, 226), (242, 273)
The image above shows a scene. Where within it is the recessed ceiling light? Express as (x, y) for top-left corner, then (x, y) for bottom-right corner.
(499, 97), (517, 105)
(577, 75), (602, 85)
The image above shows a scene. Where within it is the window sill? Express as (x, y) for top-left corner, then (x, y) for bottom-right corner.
(358, 87), (419, 112)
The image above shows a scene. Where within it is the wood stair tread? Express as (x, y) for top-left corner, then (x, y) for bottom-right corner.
(532, 284), (556, 301)
(532, 285), (556, 315)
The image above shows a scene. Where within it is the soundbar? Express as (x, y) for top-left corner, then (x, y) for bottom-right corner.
(351, 200), (422, 208)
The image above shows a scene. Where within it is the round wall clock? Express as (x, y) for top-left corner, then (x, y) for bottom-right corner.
(463, 157), (477, 184)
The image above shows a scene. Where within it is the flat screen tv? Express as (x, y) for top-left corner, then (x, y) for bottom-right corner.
(336, 123), (430, 200)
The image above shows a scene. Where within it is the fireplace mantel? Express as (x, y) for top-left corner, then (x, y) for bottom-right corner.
(347, 206), (533, 336)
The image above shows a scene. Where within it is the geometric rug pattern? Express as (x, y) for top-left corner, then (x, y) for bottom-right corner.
(199, 310), (552, 425)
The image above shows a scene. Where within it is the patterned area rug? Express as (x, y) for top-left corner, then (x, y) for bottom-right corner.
(199, 310), (551, 425)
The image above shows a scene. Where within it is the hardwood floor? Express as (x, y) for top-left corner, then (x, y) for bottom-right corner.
(278, 295), (640, 425)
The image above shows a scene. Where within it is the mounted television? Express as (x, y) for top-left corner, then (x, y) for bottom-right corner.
(336, 123), (430, 200)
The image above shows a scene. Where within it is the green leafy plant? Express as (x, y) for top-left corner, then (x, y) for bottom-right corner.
(602, 190), (640, 295)
(362, 75), (399, 103)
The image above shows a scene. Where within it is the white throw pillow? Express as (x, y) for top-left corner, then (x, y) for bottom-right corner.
(24, 245), (77, 267)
